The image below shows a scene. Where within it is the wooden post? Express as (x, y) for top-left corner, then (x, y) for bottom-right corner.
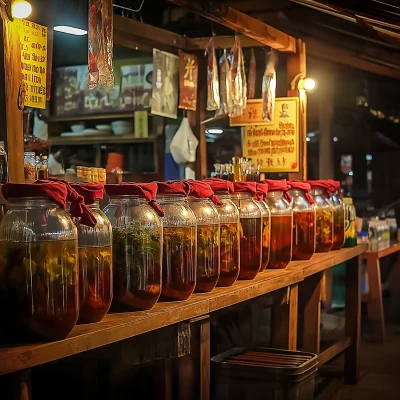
(1, 11), (24, 182)
(287, 39), (307, 181)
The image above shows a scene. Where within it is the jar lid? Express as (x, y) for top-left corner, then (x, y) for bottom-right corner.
(184, 180), (222, 205)
(71, 183), (104, 204)
(156, 181), (189, 196)
(288, 180), (314, 204)
(204, 178), (234, 194)
(233, 182), (261, 199)
(261, 179), (292, 202)
(256, 183), (268, 199)
(306, 180), (335, 196)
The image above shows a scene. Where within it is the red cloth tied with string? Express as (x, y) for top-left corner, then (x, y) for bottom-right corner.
(233, 182), (262, 200)
(203, 178), (234, 194)
(1, 182), (68, 209)
(256, 183), (269, 199)
(71, 183), (104, 205)
(46, 178), (97, 227)
(288, 180), (315, 204)
(184, 180), (223, 205)
(105, 182), (165, 217)
(327, 179), (343, 199)
(156, 181), (189, 196)
(306, 180), (335, 197)
(262, 179), (292, 202)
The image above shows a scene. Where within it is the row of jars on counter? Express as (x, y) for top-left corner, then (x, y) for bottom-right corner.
(0, 178), (345, 343)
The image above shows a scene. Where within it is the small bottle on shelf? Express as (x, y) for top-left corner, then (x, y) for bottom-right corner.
(38, 156), (49, 180)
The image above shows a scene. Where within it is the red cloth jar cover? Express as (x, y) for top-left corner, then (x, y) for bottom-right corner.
(203, 178), (234, 194)
(233, 182), (262, 200)
(71, 183), (104, 205)
(306, 179), (335, 197)
(327, 179), (343, 199)
(262, 179), (292, 202)
(105, 182), (164, 217)
(184, 180), (223, 205)
(256, 182), (269, 199)
(288, 180), (315, 204)
(156, 181), (190, 196)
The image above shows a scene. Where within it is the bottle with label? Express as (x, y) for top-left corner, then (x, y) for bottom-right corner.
(343, 197), (357, 247)
(0, 141), (8, 184)
(38, 156), (49, 180)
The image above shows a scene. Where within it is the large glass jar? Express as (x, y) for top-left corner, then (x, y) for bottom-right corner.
(308, 183), (334, 252)
(157, 182), (197, 301)
(263, 180), (293, 269)
(104, 183), (163, 311)
(0, 183), (78, 342)
(205, 179), (240, 287)
(71, 184), (113, 323)
(289, 182), (316, 260)
(329, 180), (345, 250)
(255, 183), (271, 271)
(232, 182), (262, 279)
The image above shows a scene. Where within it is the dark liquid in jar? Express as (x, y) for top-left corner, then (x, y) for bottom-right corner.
(0, 240), (78, 342)
(161, 226), (196, 301)
(332, 208), (345, 250)
(316, 209), (333, 252)
(112, 226), (162, 311)
(218, 223), (240, 287)
(78, 246), (112, 323)
(268, 215), (292, 269)
(292, 211), (315, 260)
(239, 217), (262, 280)
(0, 153), (8, 184)
(195, 224), (220, 293)
(260, 215), (270, 271)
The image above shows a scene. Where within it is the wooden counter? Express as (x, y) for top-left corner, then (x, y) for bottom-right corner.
(0, 246), (366, 377)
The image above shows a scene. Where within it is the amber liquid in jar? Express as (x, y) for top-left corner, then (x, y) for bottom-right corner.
(78, 246), (112, 323)
(161, 226), (196, 301)
(218, 223), (240, 287)
(112, 226), (162, 311)
(268, 215), (292, 269)
(195, 225), (220, 293)
(332, 208), (345, 250)
(239, 217), (262, 279)
(260, 216), (270, 271)
(0, 240), (78, 342)
(316, 209), (333, 252)
(293, 211), (315, 260)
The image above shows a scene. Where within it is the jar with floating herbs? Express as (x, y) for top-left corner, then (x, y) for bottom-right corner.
(328, 180), (345, 250)
(255, 183), (271, 271)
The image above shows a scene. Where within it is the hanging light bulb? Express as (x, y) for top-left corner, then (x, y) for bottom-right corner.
(11, 0), (32, 19)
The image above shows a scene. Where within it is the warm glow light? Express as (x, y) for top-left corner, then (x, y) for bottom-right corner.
(11, 0), (32, 19)
(54, 25), (88, 36)
(207, 128), (223, 134)
(303, 78), (316, 91)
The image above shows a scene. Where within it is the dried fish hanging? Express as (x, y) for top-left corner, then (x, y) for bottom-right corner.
(230, 36), (247, 117)
(205, 37), (220, 111)
(88, 0), (115, 91)
(247, 48), (256, 100)
(216, 49), (233, 116)
(262, 50), (278, 122)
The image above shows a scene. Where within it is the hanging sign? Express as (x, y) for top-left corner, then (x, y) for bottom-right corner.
(179, 50), (198, 111)
(243, 97), (300, 173)
(151, 49), (179, 119)
(20, 20), (48, 109)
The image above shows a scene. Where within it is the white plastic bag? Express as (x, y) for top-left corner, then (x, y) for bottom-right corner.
(169, 117), (199, 163)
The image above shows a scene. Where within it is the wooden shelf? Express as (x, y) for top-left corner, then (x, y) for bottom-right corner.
(364, 241), (400, 260)
(46, 112), (151, 123)
(49, 134), (157, 146)
(0, 246), (367, 376)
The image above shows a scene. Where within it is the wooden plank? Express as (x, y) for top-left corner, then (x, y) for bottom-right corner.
(168, 1), (297, 53)
(364, 241), (400, 260)
(318, 336), (352, 367)
(389, 253), (400, 322)
(344, 255), (361, 384)
(200, 319), (210, 400)
(187, 35), (261, 51)
(49, 135), (157, 146)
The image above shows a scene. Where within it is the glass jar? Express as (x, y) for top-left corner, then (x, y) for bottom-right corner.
(231, 185), (262, 279)
(330, 184), (345, 250)
(290, 187), (316, 260)
(310, 188), (334, 252)
(0, 194), (78, 342)
(264, 189), (293, 269)
(255, 184), (271, 271)
(71, 184), (112, 323)
(157, 193), (197, 300)
(103, 191), (163, 311)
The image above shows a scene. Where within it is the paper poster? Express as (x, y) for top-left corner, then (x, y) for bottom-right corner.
(151, 49), (179, 119)
(20, 20), (48, 109)
(134, 110), (148, 138)
(179, 50), (198, 111)
(230, 99), (269, 126)
(243, 97), (299, 173)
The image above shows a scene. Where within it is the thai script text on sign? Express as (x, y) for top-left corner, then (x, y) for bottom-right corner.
(20, 20), (48, 109)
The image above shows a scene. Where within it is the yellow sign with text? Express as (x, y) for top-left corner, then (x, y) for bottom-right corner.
(20, 20), (48, 109)
(243, 97), (299, 173)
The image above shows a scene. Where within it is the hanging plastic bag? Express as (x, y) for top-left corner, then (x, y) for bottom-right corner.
(205, 37), (220, 111)
(88, 0), (114, 91)
(170, 118), (199, 163)
(262, 50), (278, 122)
(230, 36), (246, 117)
(247, 48), (256, 99)
(216, 49), (233, 116)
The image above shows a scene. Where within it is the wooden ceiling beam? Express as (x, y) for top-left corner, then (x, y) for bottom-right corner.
(167, 0), (297, 53)
(206, 0), (292, 13)
(186, 35), (262, 51)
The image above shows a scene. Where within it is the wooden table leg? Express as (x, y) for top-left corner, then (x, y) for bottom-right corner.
(4, 369), (32, 400)
(366, 257), (386, 343)
(200, 319), (210, 400)
(344, 256), (361, 384)
(389, 253), (400, 323)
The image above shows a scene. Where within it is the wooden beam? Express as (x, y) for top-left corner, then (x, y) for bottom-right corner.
(168, 1), (297, 53)
(318, 336), (352, 367)
(187, 34), (260, 51)
(206, 0), (292, 13)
